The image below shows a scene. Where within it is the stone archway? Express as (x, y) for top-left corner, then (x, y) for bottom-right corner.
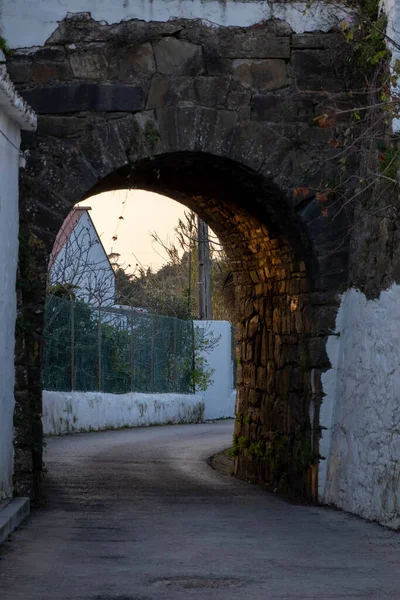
(11, 13), (353, 502)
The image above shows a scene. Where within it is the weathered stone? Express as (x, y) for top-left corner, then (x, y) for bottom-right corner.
(194, 76), (230, 107)
(232, 59), (287, 92)
(6, 61), (33, 84)
(227, 81), (252, 109)
(251, 92), (314, 122)
(69, 49), (109, 79)
(13, 447), (33, 473)
(291, 50), (344, 92)
(21, 84), (145, 113)
(110, 42), (156, 80)
(292, 33), (343, 49)
(154, 38), (204, 76)
(202, 29), (291, 59)
(147, 75), (195, 109)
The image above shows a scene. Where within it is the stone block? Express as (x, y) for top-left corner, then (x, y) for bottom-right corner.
(194, 76), (230, 107)
(21, 84), (145, 114)
(147, 75), (195, 109)
(292, 33), (343, 49)
(110, 42), (156, 80)
(29, 62), (73, 84)
(206, 30), (290, 59)
(232, 59), (287, 92)
(6, 61), (33, 83)
(291, 50), (344, 92)
(13, 447), (33, 472)
(69, 49), (109, 79)
(154, 38), (204, 76)
(251, 92), (314, 123)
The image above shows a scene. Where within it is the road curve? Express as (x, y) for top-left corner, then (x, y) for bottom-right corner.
(1, 421), (400, 599)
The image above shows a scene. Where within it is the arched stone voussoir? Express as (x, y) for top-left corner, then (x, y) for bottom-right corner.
(146, 105), (239, 159)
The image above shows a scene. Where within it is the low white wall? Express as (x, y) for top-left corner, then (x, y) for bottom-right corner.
(321, 285), (400, 529)
(43, 391), (205, 435)
(195, 320), (236, 420)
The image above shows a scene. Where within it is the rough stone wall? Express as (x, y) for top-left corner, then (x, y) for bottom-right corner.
(8, 13), (355, 502)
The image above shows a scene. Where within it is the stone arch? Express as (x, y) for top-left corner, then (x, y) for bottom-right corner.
(12, 13), (353, 501)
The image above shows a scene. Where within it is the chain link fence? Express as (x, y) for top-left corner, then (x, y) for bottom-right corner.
(43, 296), (195, 394)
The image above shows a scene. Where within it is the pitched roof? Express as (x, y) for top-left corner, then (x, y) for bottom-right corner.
(49, 207), (91, 269)
(49, 206), (115, 278)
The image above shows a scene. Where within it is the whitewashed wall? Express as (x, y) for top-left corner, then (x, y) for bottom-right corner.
(0, 111), (20, 501)
(320, 286), (400, 529)
(43, 391), (205, 435)
(0, 57), (36, 501)
(1, 0), (354, 49)
(194, 320), (236, 420)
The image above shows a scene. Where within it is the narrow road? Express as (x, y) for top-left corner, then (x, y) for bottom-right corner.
(1, 421), (400, 599)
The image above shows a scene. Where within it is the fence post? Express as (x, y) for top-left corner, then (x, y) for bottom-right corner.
(71, 299), (75, 392)
(191, 321), (196, 393)
(150, 316), (155, 390)
(130, 312), (134, 392)
(97, 307), (102, 391)
(172, 318), (177, 392)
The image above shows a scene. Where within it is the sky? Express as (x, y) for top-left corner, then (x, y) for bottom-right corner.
(77, 190), (187, 273)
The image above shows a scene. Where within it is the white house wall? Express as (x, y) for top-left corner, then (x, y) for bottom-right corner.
(321, 286), (400, 529)
(50, 211), (115, 306)
(0, 112), (21, 501)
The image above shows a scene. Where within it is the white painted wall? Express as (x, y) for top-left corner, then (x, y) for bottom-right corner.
(43, 391), (205, 435)
(0, 0), (354, 49)
(321, 286), (400, 529)
(194, 320), (236, 420)
(49, 211), (115, 306)
(381, 0), (400, 131)
(0, 56), (36, 501)
(0, 111), (20, 502)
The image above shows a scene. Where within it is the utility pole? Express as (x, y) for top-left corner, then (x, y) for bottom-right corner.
(197, 217), (213, 320)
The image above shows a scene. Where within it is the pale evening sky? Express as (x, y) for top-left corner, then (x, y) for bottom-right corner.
(78, 190), (187, 273)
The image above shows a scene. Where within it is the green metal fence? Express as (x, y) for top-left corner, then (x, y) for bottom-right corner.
(43, 296), (195, 394)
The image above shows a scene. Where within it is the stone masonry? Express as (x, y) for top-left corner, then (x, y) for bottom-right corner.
(8, 13), (356, 502)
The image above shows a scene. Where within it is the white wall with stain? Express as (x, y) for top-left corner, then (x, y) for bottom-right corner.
(0, 53), (36, 500)
(43, 391), (206, 434)
(321, 286), (400, 529)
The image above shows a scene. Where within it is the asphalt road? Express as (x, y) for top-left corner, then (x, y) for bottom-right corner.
(1, 421), (400, 600)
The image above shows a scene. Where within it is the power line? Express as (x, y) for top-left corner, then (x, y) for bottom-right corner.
(0, 127), (22, 154)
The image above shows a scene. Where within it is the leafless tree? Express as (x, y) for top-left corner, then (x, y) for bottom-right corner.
(48, 217), (115, 307)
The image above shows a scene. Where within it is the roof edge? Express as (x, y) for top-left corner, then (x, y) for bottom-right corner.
(0, 52), (37, 131)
